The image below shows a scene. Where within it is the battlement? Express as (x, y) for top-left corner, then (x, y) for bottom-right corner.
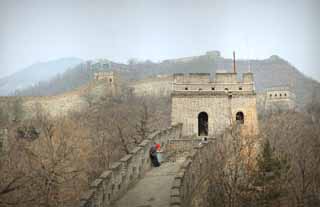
(173, 72), (255, 93)
(264, 86), (296, 112)
(265, 86), (296, 100)
(173, 73), (210, 84)
(78, 124), (182, 207)
(94, 71), (118, 82)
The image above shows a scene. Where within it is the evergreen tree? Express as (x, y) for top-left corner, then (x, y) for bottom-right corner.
(253, 139), (289, 207)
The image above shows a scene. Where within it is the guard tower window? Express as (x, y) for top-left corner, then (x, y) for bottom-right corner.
(225, 88), (229, 91)
(198, 112), (208, 136)
(270, 94), (272, 97)
(239, 87), (243, 90)
(275, 94), (277, 97)
(211, 87), (215, 90)
(199, 88), (202, 91)
(109, 78), (112, 83)
(280, 94), (282, 97)
(284, 93), (287, 96)
(185, 87), (188, 90)
(236, 112), (244, 124)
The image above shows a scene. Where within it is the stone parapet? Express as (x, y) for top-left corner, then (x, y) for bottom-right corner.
(78, 123), (182, 207)
(170, 139), (216, 207)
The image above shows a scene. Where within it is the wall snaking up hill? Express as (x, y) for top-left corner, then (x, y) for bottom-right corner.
(78, 124), (182, 207)
(0, 81), (115, 120)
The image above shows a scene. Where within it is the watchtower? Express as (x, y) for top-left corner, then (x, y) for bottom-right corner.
(264, 86), (296, 113)
(171, 71), (259, 137)
(94, 71), (120, 95)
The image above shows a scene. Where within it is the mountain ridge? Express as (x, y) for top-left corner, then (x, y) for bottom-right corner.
(9, 52), (320, 107)
(0, 57), (83, 95)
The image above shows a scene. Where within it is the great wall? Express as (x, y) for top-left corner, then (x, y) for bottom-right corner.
(0, 68), (297, 207)
(75, 122), (219, 207)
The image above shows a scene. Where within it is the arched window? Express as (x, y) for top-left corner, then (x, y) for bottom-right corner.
(198, 112), (208, 136)
(236, 111), (244, 124)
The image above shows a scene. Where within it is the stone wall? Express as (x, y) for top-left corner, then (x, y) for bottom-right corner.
(171, 72), (259, 137)
(130, 75), (173, 97)
(173, 72), (254, 92)
(171, 93), (259, 137)
(0, 81), (117, 120)
(264, 87), (296, 113)
(78, 123), (182, 207)
(170, 140), (216, 207)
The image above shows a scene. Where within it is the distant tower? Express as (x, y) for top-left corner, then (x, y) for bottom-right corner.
(94, 71), (119, 95)
(264, 86), (296, 113)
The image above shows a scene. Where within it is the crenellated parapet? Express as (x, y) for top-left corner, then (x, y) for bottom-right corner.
(173, 72), (255, 93)
(78, 124), (182, 207)
(264, 86), (296, 113)
(169, 139), (216, 207)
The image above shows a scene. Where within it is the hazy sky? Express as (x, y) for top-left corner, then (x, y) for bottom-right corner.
(1, 0), (319, 80)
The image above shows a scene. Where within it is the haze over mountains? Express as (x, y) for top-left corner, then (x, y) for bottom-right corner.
(2, 51), (320, 107)
(0, 57), (83, 96)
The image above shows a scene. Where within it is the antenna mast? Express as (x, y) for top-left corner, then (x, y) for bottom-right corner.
(233, 51), (236, 73)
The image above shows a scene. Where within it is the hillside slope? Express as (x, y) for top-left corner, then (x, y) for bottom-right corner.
(0, 57), (83, 95)
(14, 52), (320, 107)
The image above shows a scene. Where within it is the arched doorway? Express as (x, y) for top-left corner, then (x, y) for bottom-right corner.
(198, 112), (208, 136)
(236, 111), (244, 124)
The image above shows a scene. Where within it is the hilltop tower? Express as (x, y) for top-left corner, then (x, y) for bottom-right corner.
(93, 71), (120, 95)
(264, 86), (296, 113)
(171, 71), (259, 137)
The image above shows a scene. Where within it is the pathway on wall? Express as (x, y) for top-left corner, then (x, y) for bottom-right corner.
(112, 159), (184, 207)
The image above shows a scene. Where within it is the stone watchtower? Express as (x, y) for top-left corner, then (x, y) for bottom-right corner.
(264, 86), (296, 113)
(94, 71), (120, 95)
(171, 72), (259, 137)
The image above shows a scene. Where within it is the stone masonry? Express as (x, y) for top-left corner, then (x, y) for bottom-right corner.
(171, 72), (259, 137)
(78, 124), (182, 207)
(264, 86), (296, 113)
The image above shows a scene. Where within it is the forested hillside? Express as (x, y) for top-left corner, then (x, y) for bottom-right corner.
(0, 58), (83, 95)
(15, 53), (320, 106)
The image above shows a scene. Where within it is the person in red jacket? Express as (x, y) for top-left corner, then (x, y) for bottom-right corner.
(149, 143), (160, 167)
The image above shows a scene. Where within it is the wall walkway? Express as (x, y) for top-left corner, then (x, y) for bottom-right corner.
(78, 123), (216, 207)
(169, 140), (215, 207)
(79, 124), (182, 207)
